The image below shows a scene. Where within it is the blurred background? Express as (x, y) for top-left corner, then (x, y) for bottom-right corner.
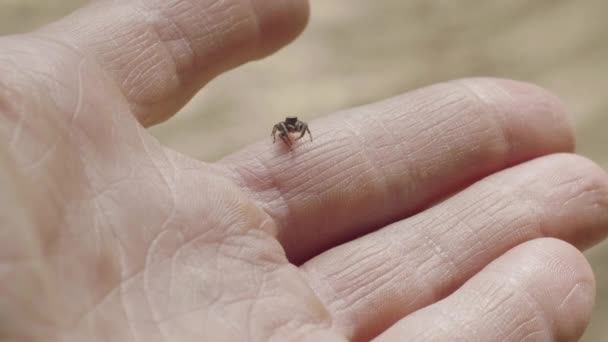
(1, 0), (606, 339)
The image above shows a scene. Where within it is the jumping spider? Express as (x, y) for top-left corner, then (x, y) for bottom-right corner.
(271, 116), (312, 147)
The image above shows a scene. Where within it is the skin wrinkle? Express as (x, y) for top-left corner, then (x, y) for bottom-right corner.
(282, 123), (351, 171)
(387, 84), (464, 125)
(307, 238), (429, 337)
(336, 262), (402, 314)
(448, 187), (527, 265)
(558, 282), (591, 311)
(19, 57), (84, 172)
(456, 79), (515, 158)
(369, 112), (414, 169)
(289, 146), (356, 196)
(327, 249), (391, 311)
(141, 0), (197, 69)
(501, 314), (543, 342)
(432, 97), (501, 168)
(442, 189), (500, 257)
(416, 228), (458, 289)
(292, 144), (354, 189)
(21, 135), (60, 172)
(476, 281), (516, 315)
(475, 158), (588, 251)
(410, 244), (444, 292)
(124, 45), (168, 101)
(143, 232), (176, 341)
(0, 73), (59, 171)
(323, 245), (383, 284)
(409, 173), (537, 286)
(485, 176), (547, 239)
(485, 269), (556, 341)
(349, 113), (409, 214)
(319, 150), (369, 195)
(164, 240), (256, 313)
(188, 0), (226, 51)
(476, 284), (523, 339)
(249, 152), (294, 243)
(0, 64), (52, 156)
(559, 171), (608, 218)
(68, 59), (87, 131)
(216, 2), (259, 54)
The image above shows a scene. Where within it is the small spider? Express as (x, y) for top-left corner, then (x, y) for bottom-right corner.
(271, 116), (312, 147)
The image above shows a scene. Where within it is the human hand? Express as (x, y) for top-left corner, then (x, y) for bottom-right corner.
(1, 1), (607, 341)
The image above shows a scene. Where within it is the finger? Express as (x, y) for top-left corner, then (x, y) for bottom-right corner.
(301, 153), (608, 341)
(375, 238), (595, 342)
(221, 78), (575, 263)
(38, 0), (309, 125)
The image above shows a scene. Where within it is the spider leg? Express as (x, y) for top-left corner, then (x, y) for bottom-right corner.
(296, 123), (312, 142)
(280, 132), (292, 147)
(295, 126), (306, 140)
(271, 125), (278, 143)
(280, 123), (292, 146)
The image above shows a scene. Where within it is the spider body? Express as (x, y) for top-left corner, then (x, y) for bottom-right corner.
(271, 116), (312, 147)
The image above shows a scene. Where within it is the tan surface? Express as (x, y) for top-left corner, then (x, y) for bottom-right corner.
(1, 0), (606, 339)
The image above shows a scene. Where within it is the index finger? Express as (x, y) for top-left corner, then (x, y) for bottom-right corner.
(220, 78), (574, 263)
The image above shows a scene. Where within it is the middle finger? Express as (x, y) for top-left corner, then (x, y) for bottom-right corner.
(301, 153), (608, 341)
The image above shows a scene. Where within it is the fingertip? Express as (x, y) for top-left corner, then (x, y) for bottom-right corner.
(375, 237), (596, 342)
(500, 79), (575, 150)
(251, 0), (310, 56)
(454, 77), (575, 158)
(492, 238), (596, 341)
(531, 238), (596, 341)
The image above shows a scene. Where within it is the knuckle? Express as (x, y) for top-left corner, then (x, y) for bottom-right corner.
(444, 78), (523, 159)
(451, 77), (574, 155)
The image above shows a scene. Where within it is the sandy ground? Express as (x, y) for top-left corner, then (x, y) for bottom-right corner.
(1, 0), (607, 340)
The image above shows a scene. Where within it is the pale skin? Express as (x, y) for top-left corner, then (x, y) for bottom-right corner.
(1, 1), (607, 341)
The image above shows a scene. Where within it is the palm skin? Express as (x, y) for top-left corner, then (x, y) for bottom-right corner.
(1, 1), (608, 341)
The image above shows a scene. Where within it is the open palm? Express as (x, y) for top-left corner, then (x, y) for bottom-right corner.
(1, 1), (607, 341)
